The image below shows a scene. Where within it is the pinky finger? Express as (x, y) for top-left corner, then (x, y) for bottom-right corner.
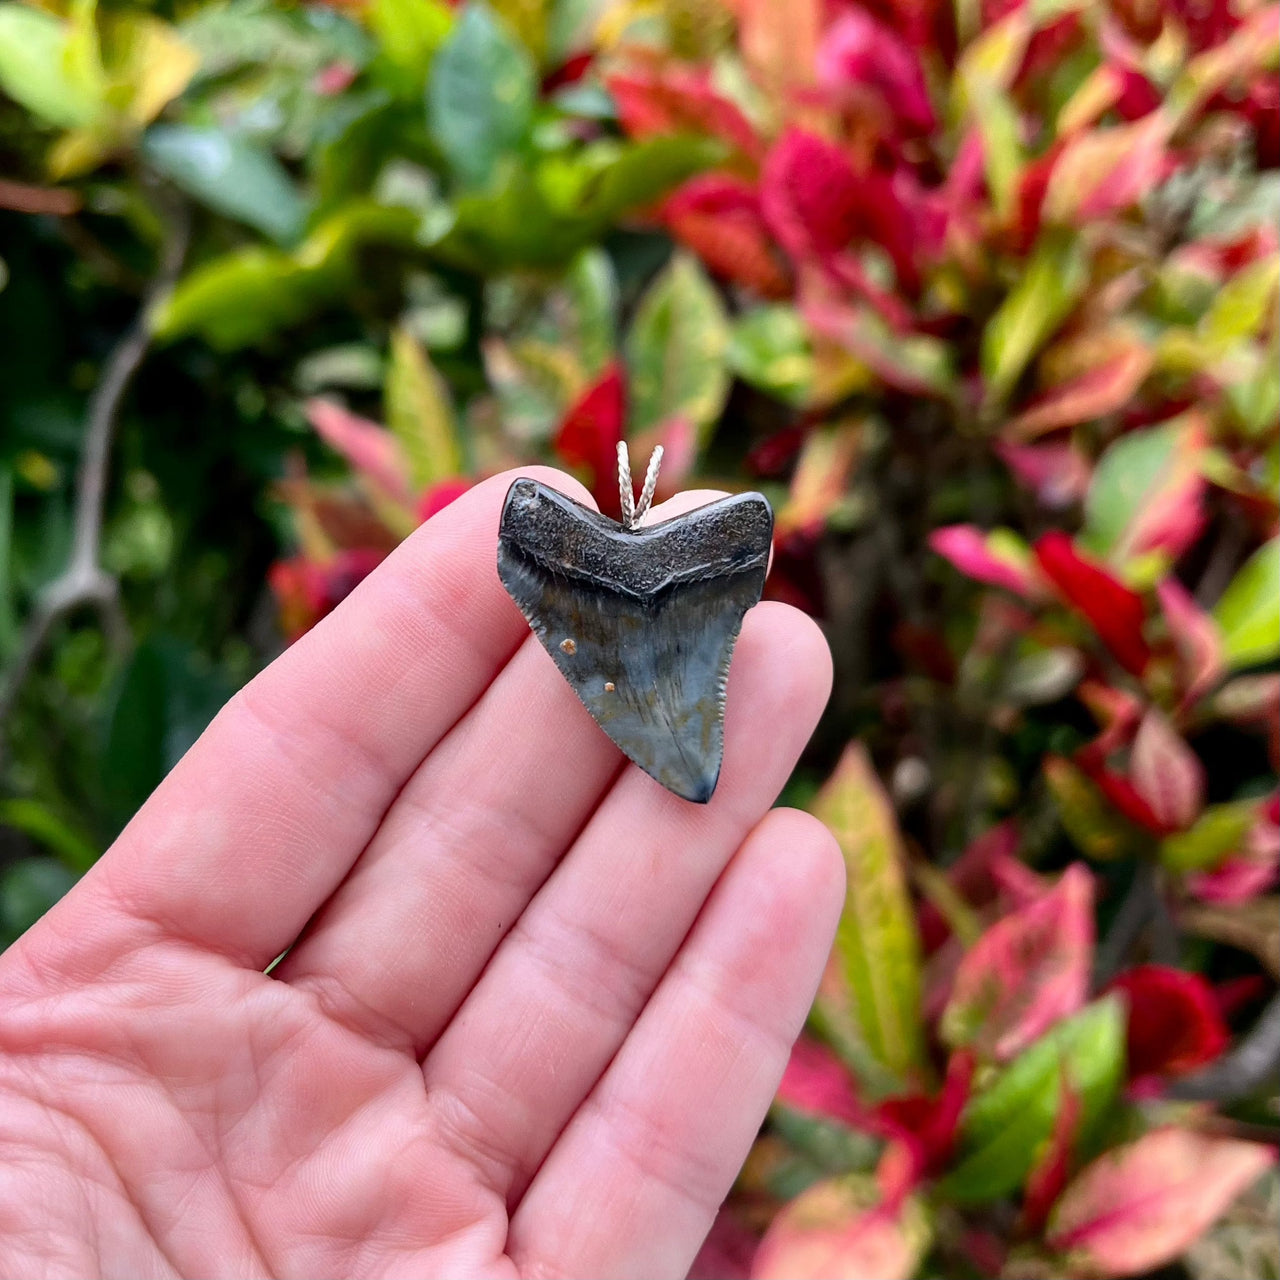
(507, 807), (845, 1280)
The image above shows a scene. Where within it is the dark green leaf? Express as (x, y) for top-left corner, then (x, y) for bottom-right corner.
(426, 4), (535, 189)
(0, 858), (78, 947)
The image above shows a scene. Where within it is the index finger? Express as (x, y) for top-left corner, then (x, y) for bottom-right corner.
(44, 467), (595, 972)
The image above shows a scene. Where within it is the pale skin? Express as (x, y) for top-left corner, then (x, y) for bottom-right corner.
(0, 468), (843, 1280)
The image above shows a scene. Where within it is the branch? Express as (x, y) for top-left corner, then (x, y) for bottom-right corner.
(1168, 988), (1280, 1103)
(1093, 862), (1157, 985)
(0, 204), (189, 730)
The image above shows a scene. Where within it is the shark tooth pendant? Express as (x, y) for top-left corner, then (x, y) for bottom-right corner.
(497, 444), (773, 803)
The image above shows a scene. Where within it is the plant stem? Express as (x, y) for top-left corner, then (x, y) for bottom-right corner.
(1168, 989), (1280, 1103)
(0, 202), (189, 735)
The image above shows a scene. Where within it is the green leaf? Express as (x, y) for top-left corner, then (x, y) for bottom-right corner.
(1160, 800), (1256, 874)
(1213, 537), (1280, 669)
(810, 744), (925, 1088)
(367, 0), (452, 96)
(0, 858), (78, 946)
(0, 798), (98, 872)
(1199, 257), (1280, 355)
(151, 201), (418, 349)
(563, 247), (618, 376)
(728, 305), (815, 406)
(142, 125), (309, 245)
(435, 134), (717, 272)
(944, 997), (1125, 1204)
(625, 252), (730, 441)
(385, 327), (461, 489)
(150, 247), (316, 349)
(426, 3), (535, 189)
(0, 1), (98, 127)
(1044, 756), (1146, 861)
(982, 231), (1089, 405)
(101, 636), (234, 827)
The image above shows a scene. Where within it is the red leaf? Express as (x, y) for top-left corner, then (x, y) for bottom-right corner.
(1047, 1129), (1276, 1276)
(941, 864), (1094, 1062)
(1106, 965), (1229, 1089)
(542, 50), (592, 94)
(1033, 532), (1151, 676)
(416, 477), (471, 523)
(761, 130), (919, 303)
(305, 398), (412, 504)
(1074, 746), (1169, 834)
(553, 363), (626, 517)
(1157, 578), (1224, 706)
(1022, 1075), (1083, 1233)
(269, 548), (386, 642)
(607, 65), (760, 157)
(688, 1208), (758, 1280)
(919, 821), (1020, 952)
(816, 8), (935, 134)
(1006, 346), (1154, 438)
(930, 525), (1042, 598)
(877, 1050), (973, 1179)
(761, 129), (863, 260)
(662, 176), (790, 298)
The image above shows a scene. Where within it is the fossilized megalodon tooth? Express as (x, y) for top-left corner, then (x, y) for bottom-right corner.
(497, 478), (774, 803)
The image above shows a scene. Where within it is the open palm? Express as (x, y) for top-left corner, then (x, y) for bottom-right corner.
(0, 469), (841, 1280)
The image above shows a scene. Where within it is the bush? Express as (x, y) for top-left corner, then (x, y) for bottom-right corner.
(1, 0), (1277, 1275)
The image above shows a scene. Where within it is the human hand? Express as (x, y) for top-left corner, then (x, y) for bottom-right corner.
(0, 469), (842, 1280)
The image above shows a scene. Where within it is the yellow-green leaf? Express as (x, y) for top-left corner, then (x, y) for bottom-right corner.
(982, 231), (1089, 405)
(810, 744), (925, 1087)
(0, 2), (98, 128)
(385, 327), (462, 490)
(1212, 537), (1280, 669)
(625, 252), (729, 442)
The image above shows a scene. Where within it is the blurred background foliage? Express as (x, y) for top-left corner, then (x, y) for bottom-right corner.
(1, 0), (1278, 1275)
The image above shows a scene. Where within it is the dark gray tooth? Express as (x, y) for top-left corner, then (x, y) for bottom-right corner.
(496, 478), (774, 803)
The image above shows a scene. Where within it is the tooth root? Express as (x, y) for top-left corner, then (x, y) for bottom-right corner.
(496, 479), (773, 804)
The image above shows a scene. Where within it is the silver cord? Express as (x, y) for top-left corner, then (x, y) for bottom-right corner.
(617, 441), (664, 530)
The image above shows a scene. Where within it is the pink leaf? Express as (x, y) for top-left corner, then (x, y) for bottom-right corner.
(1034, 532), (1151, 676)
(752, 1176), (931, 1280)
(816, 8), (935, 133)
(996, 440), (1091, 508)
(1189, 797), (1280, 903)
(1047, 1129), (1277, 1277)
(1044, 111), (1175, 223)
(305, 398), (412, 504)
(930, 525), (1042, 598)
(1006, 345), (1154, 438)
(1130, 708), (1205, 832)
(776, 1037), (868, 1130)
(1157, 578), (1224, 706)
(941, 864), (1094, 1062)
